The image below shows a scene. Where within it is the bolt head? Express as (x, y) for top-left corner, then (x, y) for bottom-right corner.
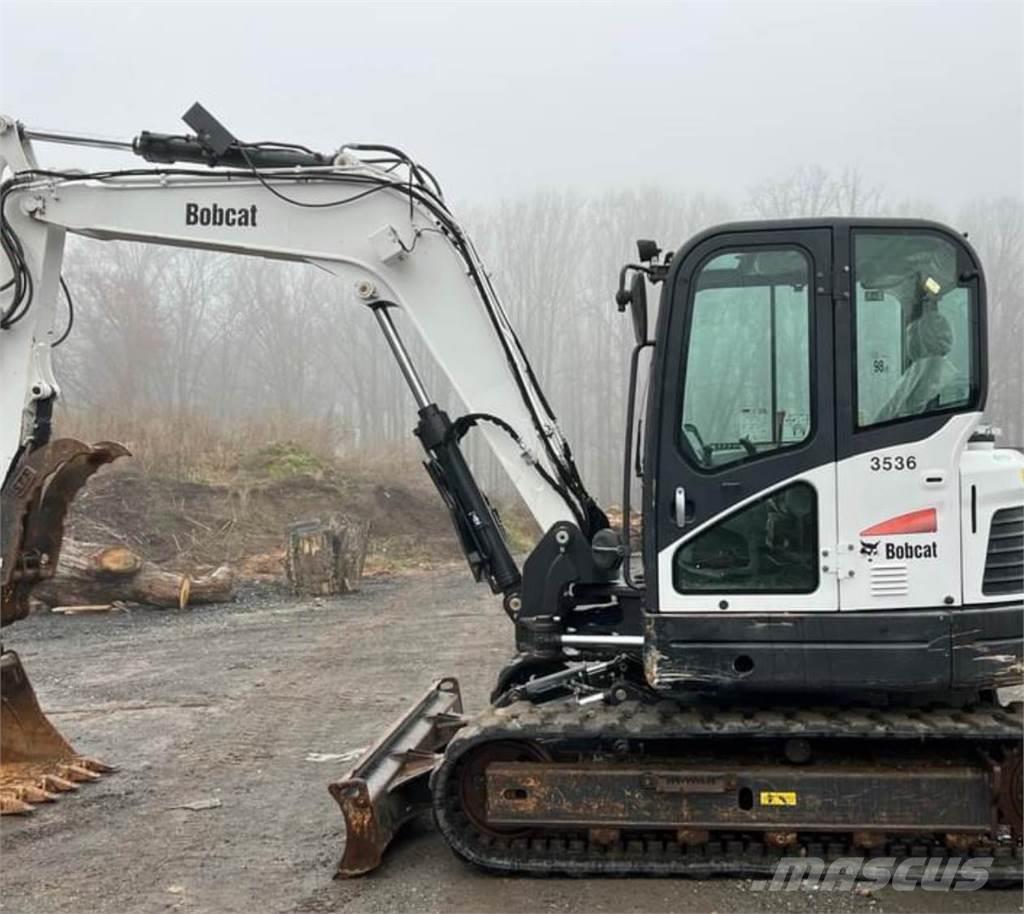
(354, 279), (377, 300)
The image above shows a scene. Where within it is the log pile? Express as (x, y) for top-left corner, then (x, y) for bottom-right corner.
(31, 540), (233, 610)
(286, 515), (371, 596)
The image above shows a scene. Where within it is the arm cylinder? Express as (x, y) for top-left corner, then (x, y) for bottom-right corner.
(133, 132), (331, 169)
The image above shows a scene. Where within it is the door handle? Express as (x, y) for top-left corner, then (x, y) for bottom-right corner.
(673, 486), (687, 528)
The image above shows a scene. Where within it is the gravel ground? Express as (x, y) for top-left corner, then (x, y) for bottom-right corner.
(1, 567), (1020, 914)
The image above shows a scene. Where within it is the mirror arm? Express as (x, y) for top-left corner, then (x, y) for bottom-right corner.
(621, 340), (655, 591)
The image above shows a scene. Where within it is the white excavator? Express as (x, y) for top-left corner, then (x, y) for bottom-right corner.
(1, 105), (1021, 880)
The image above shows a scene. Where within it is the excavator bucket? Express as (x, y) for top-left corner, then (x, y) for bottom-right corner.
(328, 677), (465, 877)
(0, 438), (128, 813)
(0, 650), (113, 813)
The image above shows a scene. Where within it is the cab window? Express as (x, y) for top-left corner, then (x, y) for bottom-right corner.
(680, 248), (812, 470)
(853, 231), (978, 427)
(674, 482), (818, 594)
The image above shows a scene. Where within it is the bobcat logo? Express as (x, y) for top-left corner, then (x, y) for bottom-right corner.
(860, 540), (880, 560)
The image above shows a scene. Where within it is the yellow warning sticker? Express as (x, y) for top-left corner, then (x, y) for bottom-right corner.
(759, 791), (797, 806)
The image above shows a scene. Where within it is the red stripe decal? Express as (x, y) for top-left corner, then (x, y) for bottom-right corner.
(860, 508), (937, 536)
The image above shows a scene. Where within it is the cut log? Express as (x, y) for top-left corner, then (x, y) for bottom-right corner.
(31, 540), (233, 609)
(286, 515), (370, 596)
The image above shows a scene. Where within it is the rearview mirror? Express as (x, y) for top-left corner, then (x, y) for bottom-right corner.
(629, 272), (648, 344)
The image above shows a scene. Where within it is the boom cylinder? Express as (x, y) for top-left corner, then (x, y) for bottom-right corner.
(373, 306), (431, 409)
(372, 305), (521, 596)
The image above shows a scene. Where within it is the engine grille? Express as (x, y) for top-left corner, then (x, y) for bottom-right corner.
(983, 505), (1024, 596)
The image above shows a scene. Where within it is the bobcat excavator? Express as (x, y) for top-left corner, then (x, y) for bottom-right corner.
(1, 106), (1021, 880)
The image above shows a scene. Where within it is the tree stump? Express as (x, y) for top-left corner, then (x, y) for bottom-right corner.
(285, 515), (370, 596)
(31, 540), (233, 609)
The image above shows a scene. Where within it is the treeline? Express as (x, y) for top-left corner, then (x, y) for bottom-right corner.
(55, 168), (1023, 503)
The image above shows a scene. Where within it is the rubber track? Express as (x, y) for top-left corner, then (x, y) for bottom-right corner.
(432, 698), (1023, 879)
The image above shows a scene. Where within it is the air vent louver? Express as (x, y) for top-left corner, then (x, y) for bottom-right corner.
(983, 505), (1024, 596)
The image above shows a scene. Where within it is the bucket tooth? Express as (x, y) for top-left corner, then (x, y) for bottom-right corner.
(40, 775), (78, 793)
(59, 763), (101, 782)
(78, 757), (116, 774)
(0, 793), (35, 815)
(18, 784), (59, 804)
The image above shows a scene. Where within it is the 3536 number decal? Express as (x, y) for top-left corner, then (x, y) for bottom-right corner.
(869, 455), (917, 471)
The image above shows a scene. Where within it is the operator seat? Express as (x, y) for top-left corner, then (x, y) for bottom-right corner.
(874, 310), (965, 423)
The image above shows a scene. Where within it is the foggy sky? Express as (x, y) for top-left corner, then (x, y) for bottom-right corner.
(1, 0), (1021, 212)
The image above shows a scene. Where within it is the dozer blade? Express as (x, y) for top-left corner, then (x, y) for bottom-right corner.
(1, 438), (128, 813)
(328, 677), (465, 877)
(0, 650), (114, 814)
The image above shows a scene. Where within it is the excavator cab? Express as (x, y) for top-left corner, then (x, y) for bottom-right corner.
(639, 219), (1020, 696)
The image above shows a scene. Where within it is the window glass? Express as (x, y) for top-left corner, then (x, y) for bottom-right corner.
(673, 482), (818, 594)
(680, 249), (811, 469)
(854, 232), (976, 427)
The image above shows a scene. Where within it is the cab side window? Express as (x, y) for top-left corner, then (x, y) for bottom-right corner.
(854, 232), (978, 427)
(674, 482), (818, 594)
(680, 249), (812, 470)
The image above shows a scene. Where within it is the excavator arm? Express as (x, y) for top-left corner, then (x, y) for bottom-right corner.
(0, 107), (605, 836)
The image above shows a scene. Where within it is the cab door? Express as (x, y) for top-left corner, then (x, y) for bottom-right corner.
(644, 225), (839, 614)
(834, 224), (986, 610)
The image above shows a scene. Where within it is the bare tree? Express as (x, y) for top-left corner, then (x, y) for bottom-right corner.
(959, 196), (1024, 446)
(748, 165), (883, 217)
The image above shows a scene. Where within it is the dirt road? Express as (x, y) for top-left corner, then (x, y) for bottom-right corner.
(1, 568), (1019, 914)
